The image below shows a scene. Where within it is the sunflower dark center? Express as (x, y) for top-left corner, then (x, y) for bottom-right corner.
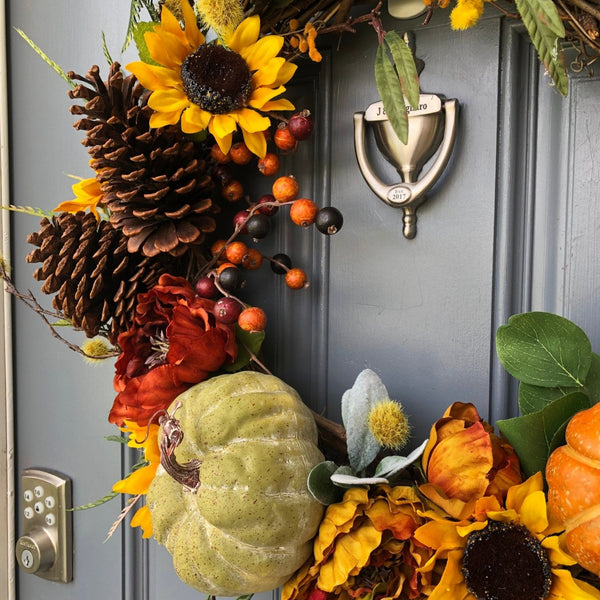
(462, 521), (552, 600)
(181, 45), (252, 114)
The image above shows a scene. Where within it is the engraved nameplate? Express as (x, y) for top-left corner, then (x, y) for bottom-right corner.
(365, 95), (443, 122)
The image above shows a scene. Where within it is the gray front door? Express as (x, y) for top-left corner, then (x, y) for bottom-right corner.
(8, 1), (600, 598)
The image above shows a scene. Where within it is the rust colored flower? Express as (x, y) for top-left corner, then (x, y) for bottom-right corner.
(108, 274), (237, 426)
(420, 402), (522, 519)
(283, 486), (434, 600)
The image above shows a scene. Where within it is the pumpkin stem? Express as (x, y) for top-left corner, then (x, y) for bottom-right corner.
(158, 401), (201, 492)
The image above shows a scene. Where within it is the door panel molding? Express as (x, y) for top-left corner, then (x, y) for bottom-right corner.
(0, 0), (15, 597)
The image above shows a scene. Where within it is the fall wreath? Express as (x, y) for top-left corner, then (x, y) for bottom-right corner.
(4, 1), (600, 599)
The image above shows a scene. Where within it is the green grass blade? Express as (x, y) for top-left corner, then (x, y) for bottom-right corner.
(14, 28), (75, 89)
(1, 204), (55, 219)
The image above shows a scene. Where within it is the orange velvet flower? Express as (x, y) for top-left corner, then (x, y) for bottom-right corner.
(419, 402), (522, 519)
(108, 274), (237, 427)
(283, 486), (434, 600)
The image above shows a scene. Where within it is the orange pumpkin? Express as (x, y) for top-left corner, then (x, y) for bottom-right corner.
(546, 402), (600, 576)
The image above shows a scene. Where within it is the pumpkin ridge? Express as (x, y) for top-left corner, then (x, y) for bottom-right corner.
(563, 503), (600, 533)
(562, 444), (600, 471)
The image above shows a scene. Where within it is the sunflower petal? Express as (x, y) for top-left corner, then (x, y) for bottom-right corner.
(226, 15), (260, 53)
(249, 85), (287, 110)
(505, 472), (544, 513)
(148, 88), (190, 112)
(149, 109), (183, 128)
(543, 534), (578, 566)
(126, 61), (181, 91)
(146, 30), (190, 67)
(517, 489), (549, 533)
(155, 6), (187, 45)
(241, 129), (267, 158)
(261, 98), (296, 112)
(273, 60), (298, 86)
(427, 549), (470, 600)
(236, 108), (270, 133)
(549, 568), (600, 599)
(181, 104), (211, 133)
(242, 35), (285, 72)
(182, 0), (204, 48)
(210, 113), (237, 138)
(252, 57), (287, 88)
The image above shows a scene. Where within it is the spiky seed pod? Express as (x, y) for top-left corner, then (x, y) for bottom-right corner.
(26, 212), (169, 344)
(159, 0), (194, 20)
(67, 62), (217, 258)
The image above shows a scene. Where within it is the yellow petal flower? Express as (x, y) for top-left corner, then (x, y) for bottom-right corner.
(242, 35), (285, 72)
(226, 15), (260, 53)
(148, 88), (190, 112)
(54, 177), (103, 219)
(133, 9), (294, 157)
(131, 505), (153, 539)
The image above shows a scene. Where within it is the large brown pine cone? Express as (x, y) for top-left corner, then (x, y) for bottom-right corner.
(26, 212), (169, 344)
(68, 62), (217, 258)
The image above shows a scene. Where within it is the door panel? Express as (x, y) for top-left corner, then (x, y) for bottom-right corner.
(7, 2), (599, 599)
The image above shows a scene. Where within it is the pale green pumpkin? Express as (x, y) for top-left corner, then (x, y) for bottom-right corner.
(147, 371), (325, 596)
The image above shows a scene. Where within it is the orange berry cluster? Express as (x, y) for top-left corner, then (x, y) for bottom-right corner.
(196, 110), (343, 334)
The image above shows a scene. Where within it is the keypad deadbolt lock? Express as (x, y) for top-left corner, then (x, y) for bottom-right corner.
(16, 468), (73, 582)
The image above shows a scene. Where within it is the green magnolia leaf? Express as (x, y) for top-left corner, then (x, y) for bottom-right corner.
(307, 461), (344, 505)
(548, 419), (570, 456)
(518, 382), (577, 415)
(583, 353), (600, 405)
(133, 22), (160, 66)
(375, 44), (408, 145)
(497, 391), (590, 477)
(383, 31), (419, 110)
(496, 312), (592, 388)
(514, 0), (568, 96)
(222, 327), (265, 372)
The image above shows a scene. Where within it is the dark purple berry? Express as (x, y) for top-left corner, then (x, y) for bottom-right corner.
(233, 209), (250, 233)
(270, 253), (292, 274)
(195, 275), (218, 298)
(246, 213), (270, 239)
(315, 206), (343, 235)
(218, 266), (243, 291)
(211, 163), (234, 186)
(213, 297), (243, 324)
(256, 194), (278, 216)
(288, 110), (314, 141)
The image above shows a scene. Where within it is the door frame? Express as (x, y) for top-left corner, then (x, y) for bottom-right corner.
(0, 0), (15, 597)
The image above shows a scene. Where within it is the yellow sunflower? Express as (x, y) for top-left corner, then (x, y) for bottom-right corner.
(54, 176), (104, 220)
(112, 420), (161, 538)
(414, 472), (600, 600)
(126, 1), (296, 158)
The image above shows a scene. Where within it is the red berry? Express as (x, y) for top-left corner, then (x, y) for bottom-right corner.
(214, 297), (243, 324)
(274, 125), (298, 152)
(256, 194), (279, 216)
(237, 307), (267, 332)
(288, 110), (314, 141)
(211, 163), (234, 186)
(233, 209), (250, 233)
(195, 276), (218, 298)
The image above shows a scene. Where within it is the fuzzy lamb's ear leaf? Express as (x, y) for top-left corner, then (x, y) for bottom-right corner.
(341, 369), (389, 472)
(496, 312), (591, 388)
(374, 439), (428, 478)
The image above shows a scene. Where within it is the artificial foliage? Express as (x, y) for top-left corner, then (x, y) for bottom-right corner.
(4, 1), (600, 599)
